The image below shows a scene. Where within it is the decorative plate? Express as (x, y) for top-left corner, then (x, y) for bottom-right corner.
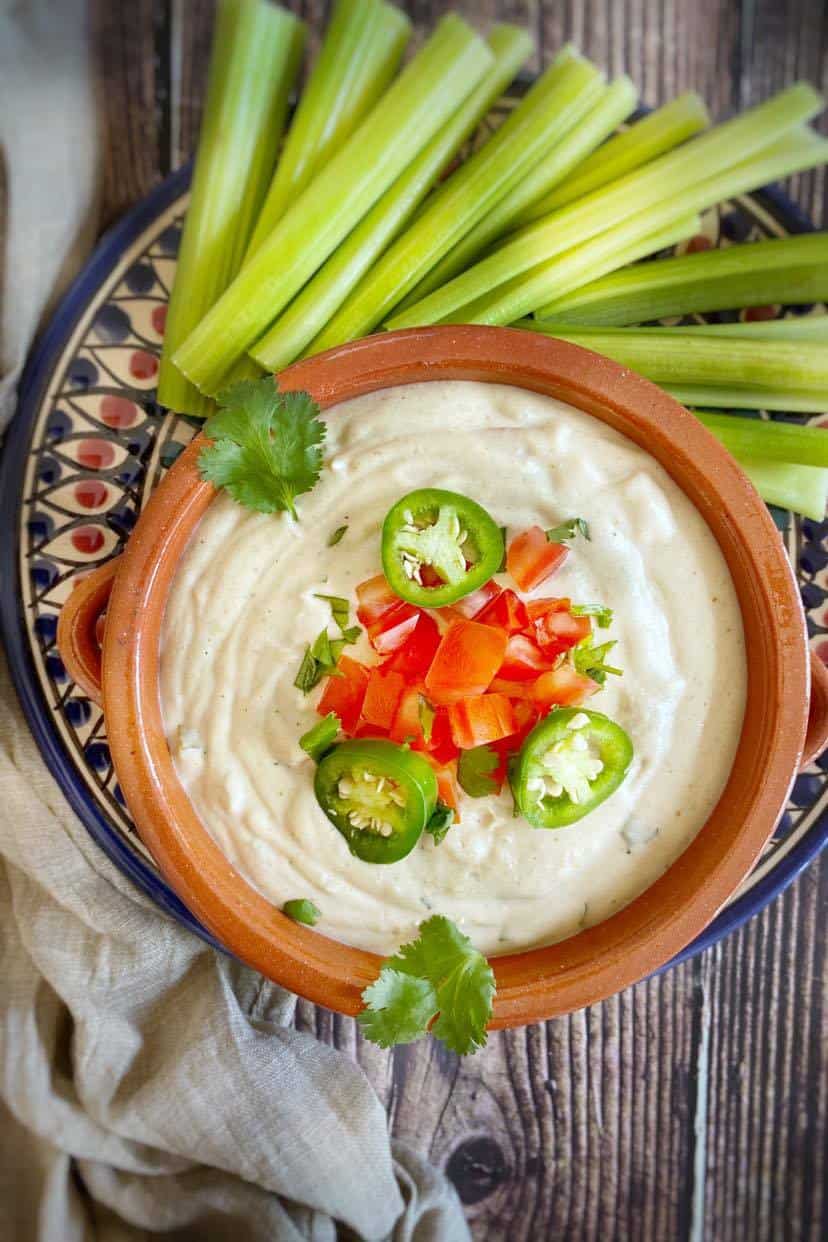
(2, 98), (827, 967)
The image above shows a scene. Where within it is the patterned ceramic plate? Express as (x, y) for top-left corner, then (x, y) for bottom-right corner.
(2, 109), (827, 965)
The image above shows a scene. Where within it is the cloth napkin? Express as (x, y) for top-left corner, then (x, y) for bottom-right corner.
(0, 4), (469, 1238)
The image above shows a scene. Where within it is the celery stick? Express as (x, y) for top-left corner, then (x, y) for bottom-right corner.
(156, 0), (304, 418)
(303, 48), (605, 353)
(693, 411), (828, 466)
(667, 386), (828, 412)
(250, 25), (532, 372)
(535, 232), (828, 325)
(396, 75), (636, 310)
(522, 93), (711, 219)
(173, 15), (493, 395)
(245, 0), (410, 259)
(393, 126), (828, 330)
(523, 316), (828, 341)
(386, 84), (825, 330)
(731, 455), (828, 520)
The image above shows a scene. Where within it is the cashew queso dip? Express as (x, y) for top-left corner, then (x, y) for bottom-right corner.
(160, 380), (746, 956)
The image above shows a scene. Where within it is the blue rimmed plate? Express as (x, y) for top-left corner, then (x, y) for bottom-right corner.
(2, 108), (827, 968)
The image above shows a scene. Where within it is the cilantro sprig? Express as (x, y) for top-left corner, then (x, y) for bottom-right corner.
(457, 744), (500, 798)
(573, 636), (623, 685)
(358, 915), (495, 1054)
(294, 595), (361, 693)
(199, 380), (325, 518)
(571, 602), (613, 628)
(425, 800), (455, 845)
(546, 516), (590, 544)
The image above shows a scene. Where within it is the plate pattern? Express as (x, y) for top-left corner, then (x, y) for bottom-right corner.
(3, 141), (828, 962)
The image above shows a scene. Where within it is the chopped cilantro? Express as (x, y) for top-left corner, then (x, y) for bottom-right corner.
(328, 524), (348, 546)
(314, 593), (350, 631)
(425, 800), (455, 845)
(571, 602), (613, 628)
(546, 517), (590, 544)
(498, 526), (508, 571)
(282, 898), (321, 926)
(457, 744), (500, 798)
(573, 636), (623, 685)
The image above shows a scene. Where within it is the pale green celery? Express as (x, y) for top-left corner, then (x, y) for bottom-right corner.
(386, 84), (825, 329)
(245, 0), (410, 259)
(304, 48), (605, 352)
(520, 330), (828, 391)
(523, 316), (828, 341)
(694, 411), (828, 466)
(173, 15), (493, 395)
(156, 0), (305, 417)
(535, 232), (828, 324)
(730, 456), (828, 520)
(249, 25), (532, 372)
(667, 386), (828, 412)
(522, 92), (711, 219)
(394, 126), (828, 329)
(396, 75), (635, 310)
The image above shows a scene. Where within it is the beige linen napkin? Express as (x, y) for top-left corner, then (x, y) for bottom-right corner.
(0, 4), (468, 1238)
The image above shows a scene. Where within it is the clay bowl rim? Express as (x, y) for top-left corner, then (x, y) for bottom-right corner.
(102, 325), (808, 1027)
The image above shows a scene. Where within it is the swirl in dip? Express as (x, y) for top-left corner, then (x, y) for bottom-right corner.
(160, 380), (746, 956)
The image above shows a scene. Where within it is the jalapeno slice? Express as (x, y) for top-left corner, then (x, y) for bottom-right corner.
(381, 488), (504, 608)
(510, 708), (633, 829)
(314, 739), (438, 863)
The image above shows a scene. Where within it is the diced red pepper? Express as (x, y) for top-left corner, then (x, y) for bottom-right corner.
(450, 580), (502, 619)
(447, 693), (517, 750)
(424, 755), (461, 819)
(389, 684), (425, 744)
(353, 721), (391, 740)
(316, 655), (370, 734)
(385, 611), (441, 679)
(488, 677), (535, 699)
(475, 587), (528, 634)
(356, 574), (400, 626)
(361, 667), (406, 731)
(526, 596), (571, 621)
(533, 609), (591, 655)
(424, 621), (509, 705)
(530, 665), (599, 708)
(367, 602), (420, 654)
(426, 706), (460, 764)
(497, 633), (555, 681)
(506, 526), (569, 593)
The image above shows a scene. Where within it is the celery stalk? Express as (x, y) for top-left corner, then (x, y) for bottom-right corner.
(730, 456), (828, 520)
(156, 0), (305, 417)
(386, 84), (825, 330)
(667, 386), (827, 412)
(523, 316), (828, 341)
(535, 232), (828, 325)
(693, 411), (828, 466)
(250, 25), (532, 372)
(173, 15), (493, 395)
(391, 124), (828, 330)
(396, 75), (637, 311)
(302, 48), (606, 353)
(522, 92), (711, 219)
(245, 0), (410, 260)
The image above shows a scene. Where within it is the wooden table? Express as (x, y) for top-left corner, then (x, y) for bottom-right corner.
(95, 4), (828, 1237)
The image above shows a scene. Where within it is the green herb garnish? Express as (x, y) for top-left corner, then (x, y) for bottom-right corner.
(425, 800), (455, 845)
(546, 517), (590, 544)
(299, 712), (340, 761)
(328, 524), (348, 546)
(498, 526), (507, 571)
(573, 636), (623, 685)
(314, 593), (350, 631)
(457, 744), (500, 798)
(199, 380), (325, 518)
(418, 695), (436, 745)
(358, 914), (495, 1054)
(282, 898), (321, 926)
(571, 602), (614, 628)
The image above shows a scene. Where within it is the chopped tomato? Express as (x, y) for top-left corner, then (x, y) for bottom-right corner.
(526, 596), (570, 621)
(424, 620), (509, 704)
(506, 526), (568, 592)
(509, 698), (540, 745)
(424, 755), (460, 819)
(488, 677), (535, 699)
(361, 667), (406, 731)
(426, 706), (460, 764)
(316, 655), (370, 733)
(385, 611), (441, 679)
(450, 580), (501, 619)
(367, 602), (420, 654)
(497, 633), (555, 681)
(533, 609), (592, 655)
(447, 693), (517, 749)
(353, 721), (390, 739)
(389, 684), (425, 744)
(475, 588), (528, 634)
(355, 574), (400, 626)
(530, 665), (599, 708)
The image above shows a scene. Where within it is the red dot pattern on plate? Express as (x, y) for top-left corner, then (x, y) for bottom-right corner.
(77, 438), (116, 470)
(129, 350), (158, 380)
(817, 640), (828, 664)
(100, 395), (139, 428)
(151, 305), (167, 335)
(72, 526), (105, 554)
(686, 235), (713, 253)
(744, 304), (778, 322)
(74, 480), (109, 510)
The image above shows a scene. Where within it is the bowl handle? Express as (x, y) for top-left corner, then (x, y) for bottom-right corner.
(802, 649), (828, 770)
(56, 557), (118, 706)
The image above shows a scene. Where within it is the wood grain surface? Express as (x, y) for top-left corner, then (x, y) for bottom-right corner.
(92, 3), (828, 1238)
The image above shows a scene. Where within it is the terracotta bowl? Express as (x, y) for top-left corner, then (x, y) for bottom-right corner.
(57, 326), (828, 1026)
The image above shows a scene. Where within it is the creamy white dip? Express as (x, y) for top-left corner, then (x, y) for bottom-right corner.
(160, 380), (746, 956)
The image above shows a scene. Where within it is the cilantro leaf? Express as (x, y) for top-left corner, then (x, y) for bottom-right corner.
(457, 744), (500, 798)
(573, 636), (623, 685)
(199, 380), (325, 518)
(294, 646), (322, 693)
(299, 712), (340, 761)
(358, 915), (495, 1054)
(282, 898), (321, 926)
(425, 800), (455, 845)
(571, 602), (613, 628)
(314, 593), (350, 631)
(328, 524), (348, 546)
(546, 517), (590, 544)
